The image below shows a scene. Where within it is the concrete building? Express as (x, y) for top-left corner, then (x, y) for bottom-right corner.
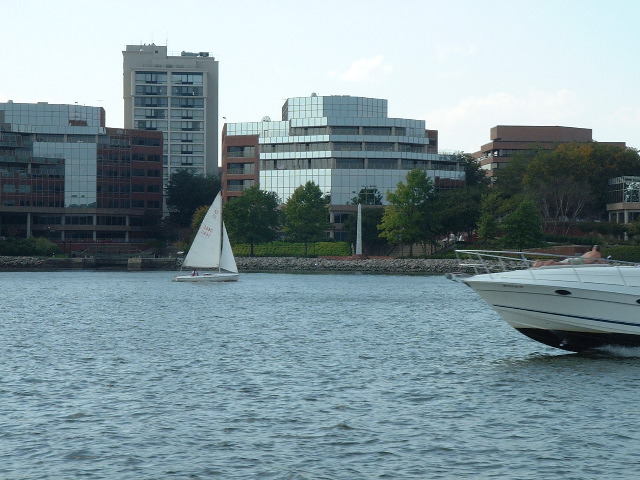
(0, 102), (163, 252)
(123, 44), (219, 183)
(222, 94), (464, 240)
(474, 125), (627, 179)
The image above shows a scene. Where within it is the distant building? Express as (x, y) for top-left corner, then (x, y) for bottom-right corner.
(0, 102), (163, 251)
(122, 44), (219, 184)
(607, 176), (640, 224)
(221, 94), (464, 240)
(474, 125), (626, 179)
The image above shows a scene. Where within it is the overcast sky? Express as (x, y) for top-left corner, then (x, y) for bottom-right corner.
(2, 0), (639, 155)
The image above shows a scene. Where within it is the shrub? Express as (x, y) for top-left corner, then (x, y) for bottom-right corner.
(602, 246), (640, 262)
(233, 241), (351, 257)
(0, 237), (60, 256)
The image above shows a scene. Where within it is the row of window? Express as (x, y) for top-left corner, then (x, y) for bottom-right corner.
(169, 144), (204, 154)
(259, 158), (459, 171)
(226, 146), (255, 158)
(288, 126), (407, 136)
(134, 97), (205, 108)
(134, 109), (205, 120)
(134, 120), (203, 132)
(226, 163), (256, 175)
(169, 132), (204, 142)
(167, 155), (205, 166)
(258, 142), (426, 154)
(135, 72), (203, 85)
(134, 85), (204, 96)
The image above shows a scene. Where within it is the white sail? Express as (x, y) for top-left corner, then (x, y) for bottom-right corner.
(173, 192), (239, 282)
(220, 223), (238, 273)
(182, 194), (223, 269)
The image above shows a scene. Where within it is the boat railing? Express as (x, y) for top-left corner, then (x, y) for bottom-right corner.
(455, 249), (640, 285)
(455, 249), (537, 274)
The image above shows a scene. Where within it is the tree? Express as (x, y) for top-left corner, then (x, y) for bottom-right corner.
(342, 207), (387, 255)
(458, 153), (490, 188)
(378, 169), (439, 256)
(283, 181), (330, 255)
(166, 169), (221, 226)
(350, 187), (383, 205)
(499, 142), (640, 225)
(500, 198), (543, 250)
(493, 150), (538, 199)
(477, 192), (503, 242)
(223, 186), (280, 256)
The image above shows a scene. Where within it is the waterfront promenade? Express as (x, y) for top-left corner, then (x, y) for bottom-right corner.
(0, 255), (461, 275)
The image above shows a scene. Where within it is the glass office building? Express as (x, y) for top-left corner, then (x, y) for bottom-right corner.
(0, 102), (163, 248)
(222, 95), (464, 239)
(223, 95), (463, 205)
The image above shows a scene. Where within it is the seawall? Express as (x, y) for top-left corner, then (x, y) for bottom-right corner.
(0, 255), (462, 275)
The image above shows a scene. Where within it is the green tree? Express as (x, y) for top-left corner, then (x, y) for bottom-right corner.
(350, 187), (383, 205)
(166, 169), (221, 227)
(500, 198), (543, 250)
(378, 169), (439, 256)
(342, 206), (387, 255)
(493, 150), (538, 199)
(283, 181), (330, 255)
(476, 191), (503, 242)
(459, 153), (490, 188)
(434, 185), (486, 239)
(493, 142), (640, 229)
(223, 186), (280, 256)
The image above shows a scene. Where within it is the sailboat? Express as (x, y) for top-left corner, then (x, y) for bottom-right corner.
(173, 193), (239, 282)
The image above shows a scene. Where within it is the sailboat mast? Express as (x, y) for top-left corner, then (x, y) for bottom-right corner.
(218, 196), (223, 274)
(356, 203), (363, 256)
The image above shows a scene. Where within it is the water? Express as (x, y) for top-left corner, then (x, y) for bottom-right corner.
(2, 271), (640, 479)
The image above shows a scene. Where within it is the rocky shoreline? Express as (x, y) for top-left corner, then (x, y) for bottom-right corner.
(236, 256), (462, 274)
(0, 255), (463, 275)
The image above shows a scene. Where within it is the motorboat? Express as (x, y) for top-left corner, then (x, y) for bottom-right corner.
(453, 249), (640, 352)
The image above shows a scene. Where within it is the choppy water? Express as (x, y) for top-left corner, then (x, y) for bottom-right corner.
(2, 271), (640, 479)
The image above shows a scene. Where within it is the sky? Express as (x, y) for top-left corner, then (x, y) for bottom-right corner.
(2, 0), (640, 155)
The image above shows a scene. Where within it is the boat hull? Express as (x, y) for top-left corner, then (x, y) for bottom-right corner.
(462, 265), (640, 352)
(173, 272), (239, 282)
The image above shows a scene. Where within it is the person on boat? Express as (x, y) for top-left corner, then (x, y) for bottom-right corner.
(533, 245), (602, 267)
(192, 269), (199, 276)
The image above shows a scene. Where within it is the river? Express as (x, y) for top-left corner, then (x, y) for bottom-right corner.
(2, 271), (639, 479)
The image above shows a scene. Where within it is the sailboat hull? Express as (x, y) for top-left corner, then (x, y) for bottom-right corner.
(173, 272), (239, 282)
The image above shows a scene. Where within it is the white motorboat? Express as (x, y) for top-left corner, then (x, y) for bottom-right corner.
(454, 249), (640, 352)
(173, 193), (239, 283)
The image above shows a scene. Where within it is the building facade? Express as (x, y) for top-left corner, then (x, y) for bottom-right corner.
(474, 125), (627, 179)
(0, 102), (163, 251)
(123, 44), (219, 183)
(221, 95), (463, 239)
(607, 176), (640, 224)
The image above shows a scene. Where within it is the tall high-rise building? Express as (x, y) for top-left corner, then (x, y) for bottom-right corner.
(123, 44), (219, 184)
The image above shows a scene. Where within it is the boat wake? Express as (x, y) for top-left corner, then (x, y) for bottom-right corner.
(592, 345), (640, 358)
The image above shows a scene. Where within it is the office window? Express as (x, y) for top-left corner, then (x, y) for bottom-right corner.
(135, 72), (167, 84)
(172, 73), (203, 85)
